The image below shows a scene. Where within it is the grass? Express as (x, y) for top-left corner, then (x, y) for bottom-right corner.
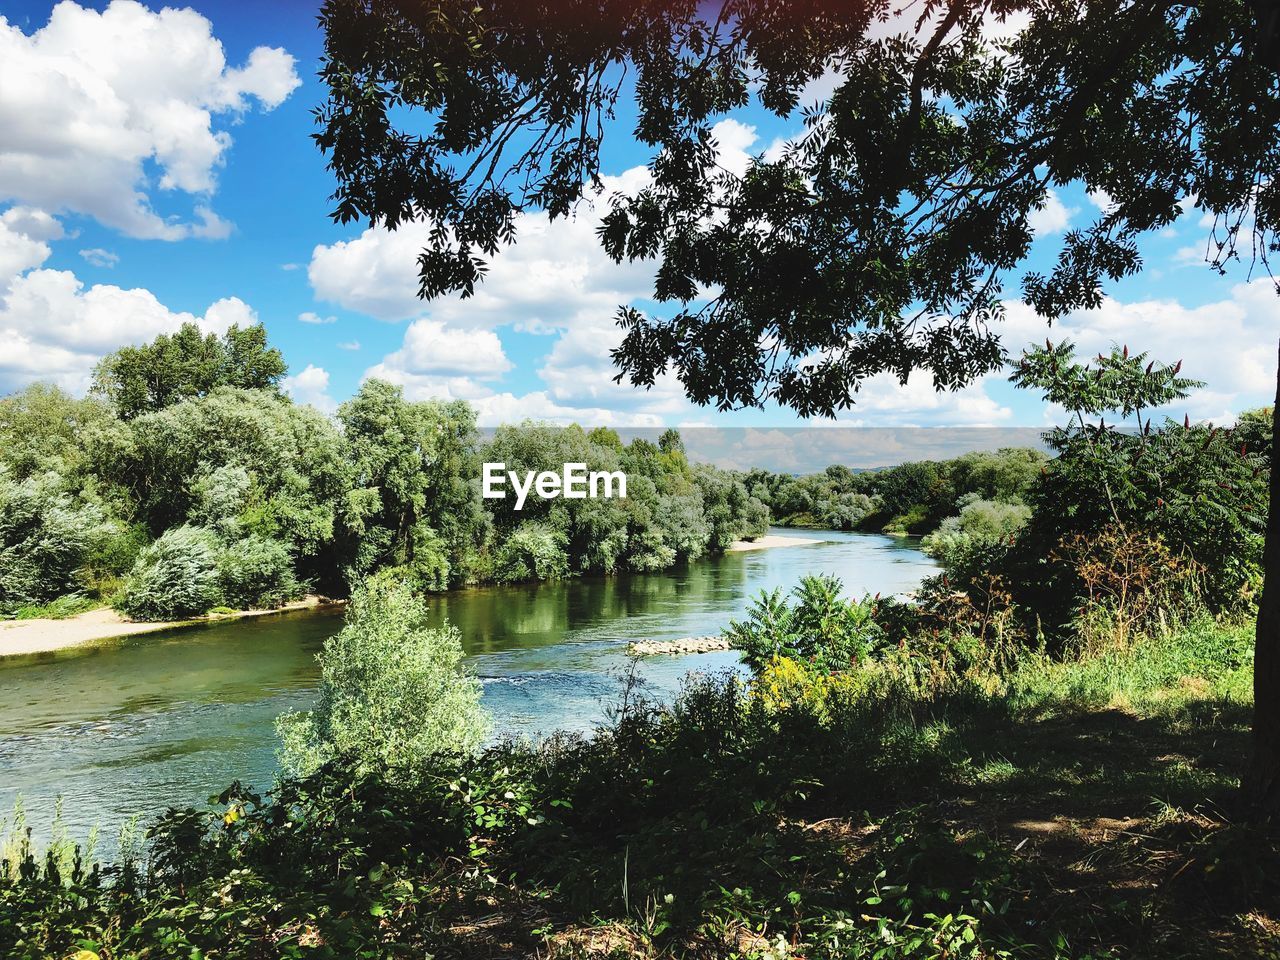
(4, 593), (103, 620)
(0, 618), (1275, 959)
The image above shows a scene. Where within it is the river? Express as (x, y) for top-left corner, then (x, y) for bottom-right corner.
(0, 530), (935, 847)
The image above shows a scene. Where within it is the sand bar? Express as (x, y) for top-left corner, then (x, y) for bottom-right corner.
(0, 596), (337, 659)
(726, 532), (824, 552)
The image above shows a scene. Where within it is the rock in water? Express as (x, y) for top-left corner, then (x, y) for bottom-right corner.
(627, 635), (733, 656)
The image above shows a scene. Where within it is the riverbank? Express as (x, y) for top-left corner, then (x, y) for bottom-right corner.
(726, 532), (823, 551)
(0, 596), (338, 658)
(0, 535), (825, 660)
(5, 619), (1266, 959)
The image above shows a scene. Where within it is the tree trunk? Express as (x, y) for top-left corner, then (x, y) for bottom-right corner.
(1248, 339), (1280, 812)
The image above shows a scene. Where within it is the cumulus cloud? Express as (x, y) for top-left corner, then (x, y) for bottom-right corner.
(0, 213), (53, 284)
(364, 321), (516, 406)
(310, 204), (655, 328)
(0, 1), (300, 239)
(1027, 189), (1077, 236)
(283, 364), (337, 414)
(298, 311), (336, 325)
(1001, 279), (1280, 421)
(829, 372), (1013, 428)
(377, 319), (512, 378)
(0, 205), (254, 392)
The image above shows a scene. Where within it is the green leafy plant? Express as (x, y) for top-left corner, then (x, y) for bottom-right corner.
(115, 524), (223, 621)
(728, 575), (885, 674)
(277, 575), (490, 780)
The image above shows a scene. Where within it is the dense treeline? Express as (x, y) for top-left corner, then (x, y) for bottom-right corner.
(745, 446), (1047, 535)
(0, 324), (768, 621)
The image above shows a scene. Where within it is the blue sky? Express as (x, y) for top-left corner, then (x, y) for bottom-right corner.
(0, 0), (1274, 430)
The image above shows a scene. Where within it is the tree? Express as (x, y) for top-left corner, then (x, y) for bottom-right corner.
(337, 379), (487, 588)
(114, 387), (349, 567)
(315, 2), (1280, 804)
(276, 575), (489, 780)
(93, 322), (286, 419)
(0, 383), (120, 481)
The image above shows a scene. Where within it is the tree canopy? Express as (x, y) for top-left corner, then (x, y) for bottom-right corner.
(315, 0), (1279, 415)
(92, 322), (286, 419)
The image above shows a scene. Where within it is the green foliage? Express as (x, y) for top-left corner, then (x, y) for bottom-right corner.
(494, 521), (570, 583)
(91, 321), (286, 420)
(114, 387), (349, 565)
(216, 534), (301, 609)
(0, 470), (118, 612)
(750, 447), (1045, 536)
(999, 342), (1268, 631)
(1, 324), (769, 613)
(189, 463), (252, 538)
(277, 576), (489, 780)
(2, 614), (1261, 959)
(728, 575), (885, 673)
(1234, 406), (1273, 465)
(338, 379), (486, 589)
(0, 383), (119, 481)
(116, 525), (223, 621)
(314, 3), (1274, 417)
(922, 498), (1031, 573)
(8, 593), (101, 620)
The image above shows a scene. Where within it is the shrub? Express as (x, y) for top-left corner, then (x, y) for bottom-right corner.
(922, 497), (1031, 572)
(116, 525), (222, 620)
(189, 463), (251, 537)
(1054, 524), (1202, 651)
(277, 575), (489, 780)
(0, 469), (118, 610)
(217, 534), (302, 609)
(493, 521), (569, 583)
(727, 574), (885, 674)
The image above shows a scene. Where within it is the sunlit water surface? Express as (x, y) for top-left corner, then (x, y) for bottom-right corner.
(0, 530), (935, 846)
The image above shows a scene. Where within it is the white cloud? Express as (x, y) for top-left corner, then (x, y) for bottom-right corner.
(709, 118), (758, 177)
(337, 340), (360, 351)
(364, 320), (517, 411)
(471, 391), (667, 428)
(1001, 279), (1280, 420)
(310, 204), (656, 327)
(283, 364), (337, 414)
(0, 204), (252, 392)
(378, 319), (512, 378)
(823, 372), (1013, 428)
(79, 248), (119, 268)
(1027, 189), (1077, 236)
(0, 1), (300, 239)
(1, 206), (63, 242)
(298, 311), (336, 325)
(0, 213), (53, 285)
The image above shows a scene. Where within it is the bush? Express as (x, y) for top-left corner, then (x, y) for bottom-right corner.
(116, 525), (222, 621)
(277, 575), (489, 780)
(0, 469), (118, 610)
(493, 521), (569, 583)
(922, 497), (1031, 572)
(217, 534), (302, 609)
(727, 574), (885, 673)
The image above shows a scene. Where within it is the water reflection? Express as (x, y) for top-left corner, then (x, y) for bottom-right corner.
(0, 530), (934, 845)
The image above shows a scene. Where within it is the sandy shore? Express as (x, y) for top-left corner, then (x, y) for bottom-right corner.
(0, 596), (337, 659)
(727, 532), (824, 552)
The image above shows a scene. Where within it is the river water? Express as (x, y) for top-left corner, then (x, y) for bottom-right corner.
(0, 530), (934, 846)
